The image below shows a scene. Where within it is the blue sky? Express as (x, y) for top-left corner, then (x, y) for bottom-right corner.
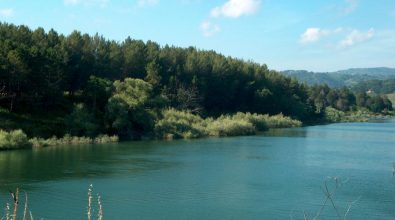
(0, 0), (394, 72)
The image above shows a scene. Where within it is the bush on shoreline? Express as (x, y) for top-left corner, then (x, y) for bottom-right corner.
(0, 129), (31, 150)
(324, 107), (392, 123)
(29, 134), (119, 148)
(0, 129), (119, 150)
(154, 109), (303, 140)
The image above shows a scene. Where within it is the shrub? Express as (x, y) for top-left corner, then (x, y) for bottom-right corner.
(263, 113), (302, 128)
(204, 116), (256, 137)
(94, 134), (119, 144)
(154, 109), (302, 139)
(154, 108), (206, 139)
(0, 129), (31, 149)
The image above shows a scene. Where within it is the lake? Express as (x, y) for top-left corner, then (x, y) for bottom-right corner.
(1, 120), (395, 219)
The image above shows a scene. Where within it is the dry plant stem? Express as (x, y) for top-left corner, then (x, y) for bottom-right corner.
(88, 184), (93, 220)
(12, 188), (18, 220)
(6, 203), (10, 220)
(29, 211), (33, 220)
(97, 194), (103, 220)
(344, 196), (361, 220)
(23, 192), (28, 220)
(323, 181), (342, 220)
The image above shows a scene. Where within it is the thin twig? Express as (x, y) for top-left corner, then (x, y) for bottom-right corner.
(344, 196), (361, 219)
(12, 188), (18, 220)
(88, 184), (93, 220)
(97, 194), (103, 220)
(23, 192), (28, 220)
(303, 210), (308, 220)
(323, 180), (343, 220)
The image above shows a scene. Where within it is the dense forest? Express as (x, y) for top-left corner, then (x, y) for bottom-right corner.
(0, 23), (392, 142)
(351, 78), (395, 94)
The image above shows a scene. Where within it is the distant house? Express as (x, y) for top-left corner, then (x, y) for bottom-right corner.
(366, 89), (374, 94)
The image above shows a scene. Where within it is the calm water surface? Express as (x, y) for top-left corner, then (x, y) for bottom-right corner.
(1, 120), (395, 219)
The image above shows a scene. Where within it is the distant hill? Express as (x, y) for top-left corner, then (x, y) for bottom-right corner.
(282, 67), (395, 88)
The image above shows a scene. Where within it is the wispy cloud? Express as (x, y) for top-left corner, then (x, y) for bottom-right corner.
(339, 28), (375, 48)
(138, 0), (159, 7)
(300, 27), (375, 49)
(64, 0), (79, 5)
(200, 21), (220, 37)
(64, 0), (109, 8)
(342, 0), (358, 15)
(300, 28), (342, 44)
(210, 0), (261, 18)
(0, 8), (14, 17)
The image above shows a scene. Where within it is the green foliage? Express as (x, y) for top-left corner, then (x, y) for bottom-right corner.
(106, 78), (156, 137)
(324, 107), (346, 122)
(154, 108), (205, 139)
(204, 116), (256, 137)
(84, 75), (113, 112)
(232, 112), (302, 130)
(65, 103), (98, 137)
(1, 22), (389, 144)
(0, 129), (31, 149)
(29, 134), (119, 148)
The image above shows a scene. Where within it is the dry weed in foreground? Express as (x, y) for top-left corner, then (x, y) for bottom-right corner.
(2, 185), (103, 220)
(87, 184), (103, 220)
(290, 177), (361, 220)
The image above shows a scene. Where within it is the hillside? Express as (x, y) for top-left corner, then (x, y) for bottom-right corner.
(282, 68), (395, 88)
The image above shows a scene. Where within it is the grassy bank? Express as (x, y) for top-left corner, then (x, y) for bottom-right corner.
(0, 130), (119, 150)
(0, 109), (302, 149)
(154, 109), (302, 139)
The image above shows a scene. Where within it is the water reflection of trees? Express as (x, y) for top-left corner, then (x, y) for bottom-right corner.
(0, 141), (178, 191)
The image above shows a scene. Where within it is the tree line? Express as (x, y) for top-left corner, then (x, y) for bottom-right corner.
(0, 23), (392, 139)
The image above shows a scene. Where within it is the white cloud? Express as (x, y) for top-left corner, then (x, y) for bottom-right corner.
(200, 21), (220, 37)
(0, 8), (14, 17)
(339, 28), (375, 48)
(138, 0), (159, 7)
(300, 28), (332, 44)
(210, 0), (261, 18)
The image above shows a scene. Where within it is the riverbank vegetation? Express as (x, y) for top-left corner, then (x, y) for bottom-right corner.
(0, 129), (118, 150)
(154, 109), (301, 139)
(0, 23), (392, 149)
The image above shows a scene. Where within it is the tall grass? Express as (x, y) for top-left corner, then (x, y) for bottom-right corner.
(154, 108), (302, 139)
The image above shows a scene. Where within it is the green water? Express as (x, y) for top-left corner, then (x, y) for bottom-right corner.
(1, 120), (395, 219)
